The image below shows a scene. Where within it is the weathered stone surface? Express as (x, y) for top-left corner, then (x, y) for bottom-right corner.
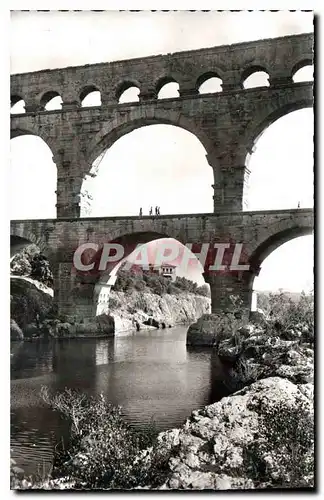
(153, 377), (314, 490)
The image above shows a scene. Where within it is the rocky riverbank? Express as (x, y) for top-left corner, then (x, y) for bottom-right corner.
(186, 308), (314, 388)
(14, 376), (313, 491)
(10, 277), (211, 339)
(108, 290), (211, 333)
(149, 377), (314, 490)
(147, 297), (314, 490)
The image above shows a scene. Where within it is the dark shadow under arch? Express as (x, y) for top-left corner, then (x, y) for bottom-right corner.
(10, 235), (34, 258)
(241, 65), (270, 85)
(155, 76), (179, 97)
(76, 230), (172, 282)
(40, 91), (62, 109)
(11, 95), (25, 108)
(80, 85), (101, 102)
(116, 81), (141, 102)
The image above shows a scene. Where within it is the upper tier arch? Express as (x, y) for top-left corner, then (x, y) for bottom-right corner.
(86, 109), (213, 165)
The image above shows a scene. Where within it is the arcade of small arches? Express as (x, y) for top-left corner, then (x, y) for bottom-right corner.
(11, 60), (313, 113)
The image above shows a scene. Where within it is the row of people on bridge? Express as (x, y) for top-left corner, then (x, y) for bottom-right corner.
(139, 206), (161, 217)
(139, 203), (301, 217)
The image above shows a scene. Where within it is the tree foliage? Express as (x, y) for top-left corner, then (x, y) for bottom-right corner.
(10, 245), (53, 287)
(113, 268), (210, 297)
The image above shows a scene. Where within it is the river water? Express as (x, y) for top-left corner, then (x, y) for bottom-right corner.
(11, 326), (229, 477)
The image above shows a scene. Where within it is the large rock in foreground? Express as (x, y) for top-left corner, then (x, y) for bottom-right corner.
(152, 377), (314, 490)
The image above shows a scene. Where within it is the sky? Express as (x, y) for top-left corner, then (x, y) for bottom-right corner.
(10, 11), (314, 293)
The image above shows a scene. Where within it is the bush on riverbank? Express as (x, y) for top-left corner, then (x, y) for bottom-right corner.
(36, 387), (170, 490)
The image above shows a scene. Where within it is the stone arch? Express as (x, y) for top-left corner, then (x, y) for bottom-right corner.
(11, 95), (26, 113)
(155, 76), (180, 98)
(244, 224), (313, 290)
(115, 80), (141, 102)
(39, 90), (63, 110)
(291, 59), (314, 83)
(10, 129), (59, 220)
(74, 229), (173, 315)
(241, 65), (270, 89)
(242, 98), (313, 211)
(91, 230), (172, 280)
(196, 71), (223, 93)
(77, 230), (194, 316)
(10, 228), (48, 256)
(86, 109), (214, 166)
(11, 95), (24, 106)
(10, 125), (57, 156)
(244, 98), (313, 156)
(79, 85), (101, 105)
(291, 58), (314, 79)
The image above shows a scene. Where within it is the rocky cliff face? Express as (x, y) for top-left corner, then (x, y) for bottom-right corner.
(108, 290), (211, 334)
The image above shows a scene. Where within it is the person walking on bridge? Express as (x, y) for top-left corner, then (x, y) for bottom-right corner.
(139, 207), (143, 217)
(155, 206), (158, 216)
(149, 206), (153, 216)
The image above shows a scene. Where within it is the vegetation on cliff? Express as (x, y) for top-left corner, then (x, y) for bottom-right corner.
(11, 244), (53, 287)
(10, 278), (55, 332)
(113, 268), (210, 297)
